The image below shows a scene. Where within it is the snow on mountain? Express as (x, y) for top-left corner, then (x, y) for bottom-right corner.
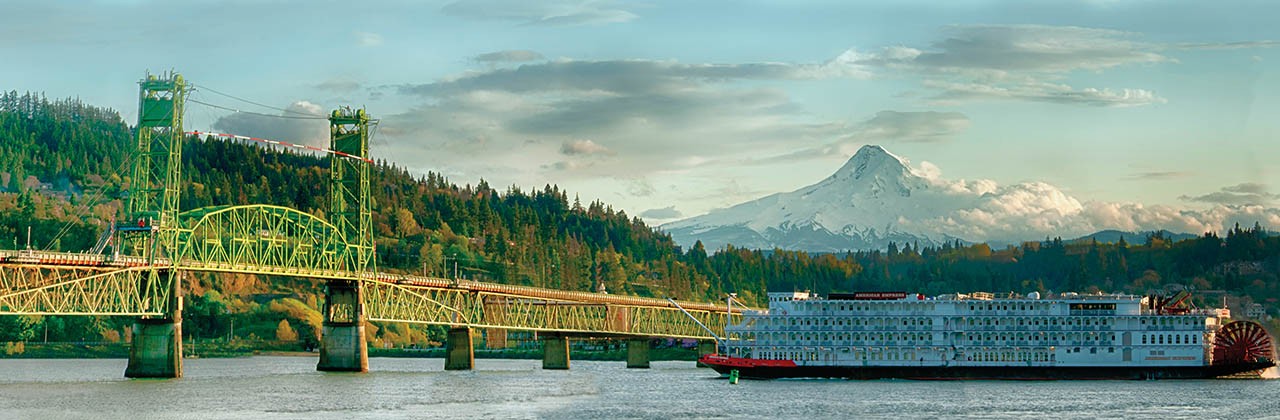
(662, 145), (970, 252)
(661, 144), (1279, 253)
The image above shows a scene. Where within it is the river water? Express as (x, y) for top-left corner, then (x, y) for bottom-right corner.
(1, 357), (1278, 419)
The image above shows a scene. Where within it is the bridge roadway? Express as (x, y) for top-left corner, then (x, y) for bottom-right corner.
(0, 249), (739, 374)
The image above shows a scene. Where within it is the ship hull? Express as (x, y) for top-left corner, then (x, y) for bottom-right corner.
(701, 356), (1274, 380)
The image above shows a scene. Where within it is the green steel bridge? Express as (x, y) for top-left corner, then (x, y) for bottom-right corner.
(0, 72), (742, 377)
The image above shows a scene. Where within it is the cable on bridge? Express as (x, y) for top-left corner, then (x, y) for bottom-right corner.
(186, 130), (375, 163)
(191, 84), (329, 118)
(188, 98), (328, 120)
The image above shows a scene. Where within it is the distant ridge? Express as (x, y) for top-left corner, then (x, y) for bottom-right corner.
(1071, 229), (1197, 245)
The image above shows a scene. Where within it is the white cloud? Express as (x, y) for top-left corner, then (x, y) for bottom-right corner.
(560, 139), (613, 156)
(856, 111), (971, 142)
(441, 0), (638, 26)
(354, 31), (383, 47)
(844, 24), (1179, 107)
(381, 57), (871, 185)
(210, 101), (330, 149)
(639, 206), (682, 220)
(902, 175), (1280, 243)
(915, 25), (1170, 73)
(924, 80), (1165, 107)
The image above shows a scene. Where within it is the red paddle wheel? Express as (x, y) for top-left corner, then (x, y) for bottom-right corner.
(1212, 321), (1275, 365)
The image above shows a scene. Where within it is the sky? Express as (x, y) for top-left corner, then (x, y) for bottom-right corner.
(3, 0), (1279, 240)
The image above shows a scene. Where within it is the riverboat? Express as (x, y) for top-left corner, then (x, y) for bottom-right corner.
(699, 291), (1275, 380)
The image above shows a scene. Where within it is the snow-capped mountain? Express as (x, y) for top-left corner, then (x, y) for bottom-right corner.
(661, 144), (1278, 253)
(662, 145), (969, 252)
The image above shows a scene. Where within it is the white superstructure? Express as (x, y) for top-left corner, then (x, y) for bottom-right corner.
(723, 291), (1220, 368)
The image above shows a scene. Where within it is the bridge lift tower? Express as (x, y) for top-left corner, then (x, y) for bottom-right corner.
(120, 71), (188, 378)
(317, 107), (375, 372)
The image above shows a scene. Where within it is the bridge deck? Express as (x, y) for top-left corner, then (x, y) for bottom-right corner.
(0, 250), (745, 339)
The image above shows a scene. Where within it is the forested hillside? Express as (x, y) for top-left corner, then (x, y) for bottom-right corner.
(3, 91), (1280, 349)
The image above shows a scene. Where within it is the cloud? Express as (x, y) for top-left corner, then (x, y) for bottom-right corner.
(398, 59), (859, 98)
(844, 24), (1178, 107)
(913, 25), (1169, 73)
(627, 178), (656, 197)
(474, 50), (545, 63)
(210, 101), (330, 149)
(1180, 183), (1280, 205)
(1224, 182), (1270, 195)
(923, 80), (1165, 107)
(744, 110), (968, 166)
(640, 206), (682, 219)
(1174, 40), (1280, 50)
(560, 139), (613, 156)
(354, 31), (383, 47)
(441, 0), (638, 26)
(896, 168), (1280, 243)
(1124, 171), (1193, 180)
(382, 57), (865, 184)
(315, 79), (362, 93)
(856, 111), (970, 143)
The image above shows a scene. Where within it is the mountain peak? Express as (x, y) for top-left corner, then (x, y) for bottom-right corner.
(662, 144), (953, 253)
(834, 144), (911, 180)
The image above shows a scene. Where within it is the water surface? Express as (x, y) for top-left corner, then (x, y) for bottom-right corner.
(1, 357), (1277, 419)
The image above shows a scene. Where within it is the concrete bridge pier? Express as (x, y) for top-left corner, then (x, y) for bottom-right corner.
(542, 334), (570, 370)
(695, 340), (717, 368)
(317, 280), (368, 372)
(126, 271), (183, 378)
(125, 317), (183, 378)
(445, 327), (474, 370)
(626, 338), (650, 369)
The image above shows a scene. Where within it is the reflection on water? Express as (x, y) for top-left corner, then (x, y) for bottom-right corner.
(1, 357), (1278, 419)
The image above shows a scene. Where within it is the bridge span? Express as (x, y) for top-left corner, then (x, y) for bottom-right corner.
(0, 71), (743, 378)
